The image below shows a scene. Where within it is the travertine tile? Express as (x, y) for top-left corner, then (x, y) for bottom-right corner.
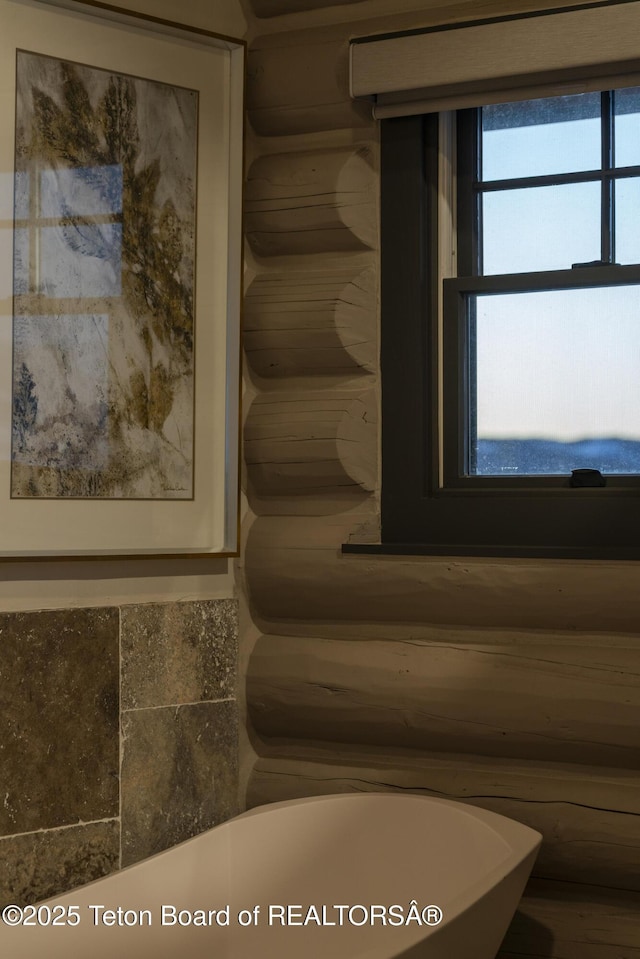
(121, 599), (237, 710)
(0, 820), (119, 908)
(0, 607), (119, 836)
(121, 700), (238, 866)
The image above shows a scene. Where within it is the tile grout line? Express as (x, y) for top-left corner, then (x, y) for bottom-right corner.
(0, 816), (120, 844)
(122, 696), (236, 715)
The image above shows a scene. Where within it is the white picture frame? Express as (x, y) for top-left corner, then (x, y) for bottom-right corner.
(1, 0), (244, 557)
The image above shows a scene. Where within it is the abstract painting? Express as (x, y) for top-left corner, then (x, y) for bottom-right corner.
(11, 51), (198, 499)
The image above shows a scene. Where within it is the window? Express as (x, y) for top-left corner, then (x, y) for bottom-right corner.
(14, 163), (123, 298)
(379, 87), (640, 558)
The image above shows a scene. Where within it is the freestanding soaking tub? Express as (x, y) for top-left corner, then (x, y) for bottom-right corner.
(1, 793), (541, 958)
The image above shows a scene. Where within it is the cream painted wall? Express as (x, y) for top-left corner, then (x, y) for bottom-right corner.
(0, 0), (247, 611)
(114, 0), (247, 34)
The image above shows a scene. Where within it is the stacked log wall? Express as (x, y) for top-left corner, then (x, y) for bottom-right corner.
(240, 2), (640, 956)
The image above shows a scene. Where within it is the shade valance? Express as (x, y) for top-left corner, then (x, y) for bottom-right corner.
(349, 1), (640, 118)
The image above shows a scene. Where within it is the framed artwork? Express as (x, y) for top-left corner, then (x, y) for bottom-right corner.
(0, 0), (244, 556)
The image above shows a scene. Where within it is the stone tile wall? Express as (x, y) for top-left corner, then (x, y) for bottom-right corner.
(0, 598), (238, 906)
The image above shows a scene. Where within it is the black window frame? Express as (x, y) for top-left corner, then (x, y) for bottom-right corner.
(379, 103), (640, 560)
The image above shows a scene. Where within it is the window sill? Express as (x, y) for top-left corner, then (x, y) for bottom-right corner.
(341, 542), (640, 560)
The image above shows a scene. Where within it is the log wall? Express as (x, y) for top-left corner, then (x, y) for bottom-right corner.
(240, 2), (640, 956)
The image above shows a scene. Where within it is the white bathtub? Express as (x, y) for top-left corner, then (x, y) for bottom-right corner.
(1, 793), (541, 958)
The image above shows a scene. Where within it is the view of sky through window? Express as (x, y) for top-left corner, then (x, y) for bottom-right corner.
(472, 88), (640, 476)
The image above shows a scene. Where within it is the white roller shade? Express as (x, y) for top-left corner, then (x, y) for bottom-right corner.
(350, 1), (640, 118)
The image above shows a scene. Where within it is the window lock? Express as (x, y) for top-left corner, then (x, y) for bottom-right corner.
(571, 260), (620, 269)
(569, 468), (606, 487)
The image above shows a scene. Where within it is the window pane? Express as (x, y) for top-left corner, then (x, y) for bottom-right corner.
(471, 285), (640, 475)
(616, 177), (640, 264)
(481, 93), (601, 181)
(40, 166), (123, 218)
(482, 182), (600, 274)
(615, 87), (640, 168)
